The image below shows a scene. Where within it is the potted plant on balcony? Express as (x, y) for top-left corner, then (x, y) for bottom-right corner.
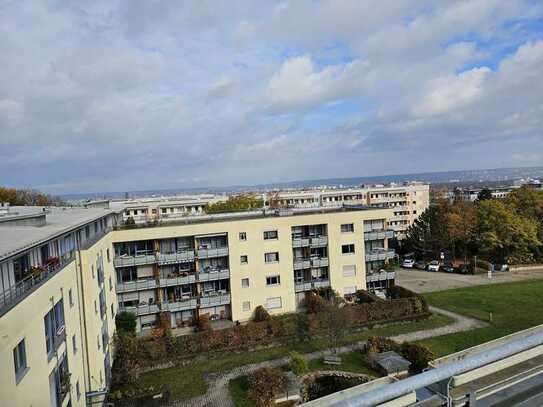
(30, 265), (46, 278)
(46, 256), (60, 268)
(59, 370), (71, 399)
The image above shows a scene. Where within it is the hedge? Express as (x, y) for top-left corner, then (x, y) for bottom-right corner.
(128, 287), (429, 368)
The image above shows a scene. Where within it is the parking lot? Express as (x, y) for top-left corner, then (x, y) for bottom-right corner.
(395, 266), (543, 293)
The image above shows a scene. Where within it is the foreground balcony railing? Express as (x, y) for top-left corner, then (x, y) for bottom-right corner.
(157, 250), (195, 265)
(113, 253), (156, 268)
(196, 247), (229, 259)
(119, 303), (160, 316)
(162, 297), (198, 312)
(198, 269), (230, 282)
(116, 279), (158, 293)
(199, 292), (231, 307)
(295, 279), (330, 292)
(365, 249), (396, 262)
(160, 273), (197, 287)
(364, 229), (395, 241)
(0, 258), (74, 316)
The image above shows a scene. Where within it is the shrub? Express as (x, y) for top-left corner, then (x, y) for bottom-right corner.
(158, 312), (172, 337)
(253, 305), (271, 322)
(289, 351), (308, 375)
(304, 292), (327, 313)
(365, 336), (435, 372)
(111, 333), (141, 387)
(115, 311), (137, 334)
(197, 314), (211, 332)
(248, 367), (286, 407)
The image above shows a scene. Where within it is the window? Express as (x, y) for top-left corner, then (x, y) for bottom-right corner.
(242, 301), (251, 312)
(266, 275), (281, 286)
(341, 223), (354, 233)
(76, 380), (81, 399)
(239, 232), (247, 241)
(342, 265), (356, 277)
(263, 230), (278, 240)
(240, 255), (248, 264)
(94, 300), (98, 314)
(72, 335), (77, 354)
(241, 278), (250, 288)
(111, 304), (115, 319)
(344, 286), (357, 295)
(266, 297), (282, 309)
(107, 248), (111, 263)
(109, 276), (113, 291)
(91, 265), (95, 279)
(68, 289), (74, 307)
(13, 339), (27, 382)
(342, 244), (355, 254)
(97, 335), (100, 350)
(265, 252), (279, 263)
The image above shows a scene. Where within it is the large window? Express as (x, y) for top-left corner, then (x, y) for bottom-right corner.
(263, 230), (278, 240)
(341, 223), (354, 233)
(266, 275), (281, 286)
(342, 244), (355, 255)
(13, 339), (27, 382)
(264, 252), (279, 263)
(44, 300), (65, 356)
(266, 297), (282, 309)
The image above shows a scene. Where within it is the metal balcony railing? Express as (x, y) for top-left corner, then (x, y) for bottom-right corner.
(293, 257), (328, 270)
(198, 269), (230, 282)
(366, 271), (395, 282)
(365, 249), (396, 262)
(294, 279), (330, 292)
(157, 250), (195, 265)
(0, 258), (75, 317)
(116, 279), (158, 293)
(113, 254), (157, 268)
(199, 292), (231, 307)
(119, 303), (160, 316)
(196, 247), (229, 259)
(159, 273), (197, 287)
(364, 229), (395, 241)
(291, 235), (328, 248)
(162, 298), (198, 312)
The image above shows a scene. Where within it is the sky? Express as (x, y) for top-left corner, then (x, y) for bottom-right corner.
(1, 0), (543, 194)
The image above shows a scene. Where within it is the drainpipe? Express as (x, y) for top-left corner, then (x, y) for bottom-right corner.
(75, 236), (92, 392)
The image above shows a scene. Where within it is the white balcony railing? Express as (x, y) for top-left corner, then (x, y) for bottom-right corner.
(163, 298), (198, 312)
(365, 249), (396, 262)
(116, 279), (157, 293)
(198, 269), (230, 282)
(196, 247), (229, 259)
(113, 254), (157, 268)
(199, 292), (231, 307)
(366, 271), (395, 282)
(157, 250), (195, 265)
(364, 230), (395, 241)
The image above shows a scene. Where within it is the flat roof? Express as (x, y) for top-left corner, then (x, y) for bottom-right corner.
(0, 206), (118, 261)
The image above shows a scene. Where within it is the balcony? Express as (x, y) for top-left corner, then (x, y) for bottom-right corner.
(0, 258), (74, 317)
(291, 235), (328, 248)
(364, 229), (395, 241)
(196, 247), (229, 259)
(294, 279), (331, 292)
(365, 249), (396, 262)
(113, 254), (156, 268)
(366, 271), (395, 282)
(157, 250), (195, 265)
(116, 279), (158, 293)
(293, 257), (328, 270)
(198, 269), (230, 282)
(199, 292), (231, 307)
(160, 273), (197, 287)
(163, 297), (198, 312)
(120, 303), (160, 316)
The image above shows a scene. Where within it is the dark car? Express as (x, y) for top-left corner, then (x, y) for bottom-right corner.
(441, 262), (455, 273)
(455, 264), (471, 274)
(414, 260), (426, 270)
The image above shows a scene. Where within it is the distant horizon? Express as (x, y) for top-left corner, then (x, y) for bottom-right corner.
(54, 165), (543, 199)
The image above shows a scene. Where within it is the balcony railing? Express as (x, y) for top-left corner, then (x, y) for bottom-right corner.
(291, 235), (328, 248)
(116, 279), (158, 293)
(196, 247), (229, 259)
(198, 269), (230, 282)
(157, 250), (195, 265)
(113, 254), (157, 268)
(0, 258), (75, 317)
(293, 257), (328, 270)
(120, 303), (160, 316)
(365, 249), (396, 262)
(366, 271), (395, 282)
(199, 292), (231, 307)
(294, 279), (330, 292)
(160, 273), (197, 287)
(162, 297), (198, 312)
(364, 229), (395, 241)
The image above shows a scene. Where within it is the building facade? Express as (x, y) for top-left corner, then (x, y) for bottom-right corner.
(0, 204), (395, 405)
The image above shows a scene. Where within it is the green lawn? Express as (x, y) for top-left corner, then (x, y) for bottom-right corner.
(229, 376), (255, 407)
(419, 279), (543, 356)
(134, 312), (451, 401)
(306, 351), (379, 376)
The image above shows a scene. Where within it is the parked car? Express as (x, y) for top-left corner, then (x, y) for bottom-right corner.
(427, 260), (440, 272)
(441, 262), (455, 273)
(456, 264), (471, 274)
(402, 258), (415, 268)
(414, 260), (427, 270)
(493, 264), (510, 272)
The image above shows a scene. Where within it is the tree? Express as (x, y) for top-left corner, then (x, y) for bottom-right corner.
(111, 332), (141, 387)
(248, 367), (286, 407)
(115, 311), (137, 334)
(205, 194), (263, 213)
(319, 297), (349, 355)
(476, 200), (541, 263)
(404, 200), (450, 258)
(445, 200), (477, 262)
(295, 313), (312, 342)
(0, 186), (63, 206)
(289, 351), (308, 375)
(477, 188), (493, 201)
(253, 305), (271, 322)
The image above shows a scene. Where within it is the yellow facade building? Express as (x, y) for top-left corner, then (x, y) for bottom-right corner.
(0, 204), (394, 405)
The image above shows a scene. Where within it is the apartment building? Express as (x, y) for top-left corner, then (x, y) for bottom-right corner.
(0, 206), (119, 407)
(111, 205), (395, 333)
(0, 202), (396, 405)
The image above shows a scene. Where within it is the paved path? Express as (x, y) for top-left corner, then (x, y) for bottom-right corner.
(171, 307), (485, 407)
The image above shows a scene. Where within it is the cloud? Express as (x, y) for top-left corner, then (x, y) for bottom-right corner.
(0, 1), (541, 194)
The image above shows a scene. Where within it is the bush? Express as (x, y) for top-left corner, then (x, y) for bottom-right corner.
(253, 305), (271, 322)
(304, 292), (327, 313)
(158, 312), (172, 337)
(248, 367), (286, 407)
(115, 311), (137, 334)
(197, 314), (211, 332)
(289, 351), (308, 375)
(365, 336), (435, 372)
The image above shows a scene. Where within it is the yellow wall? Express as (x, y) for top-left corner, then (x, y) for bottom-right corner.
(111, 208), (392, 322)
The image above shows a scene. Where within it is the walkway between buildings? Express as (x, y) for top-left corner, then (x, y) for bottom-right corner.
(172, 306), (486, 407)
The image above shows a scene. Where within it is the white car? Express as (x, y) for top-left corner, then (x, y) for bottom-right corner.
(402, 258), (415, 268)
(427, 260), (440, 272)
